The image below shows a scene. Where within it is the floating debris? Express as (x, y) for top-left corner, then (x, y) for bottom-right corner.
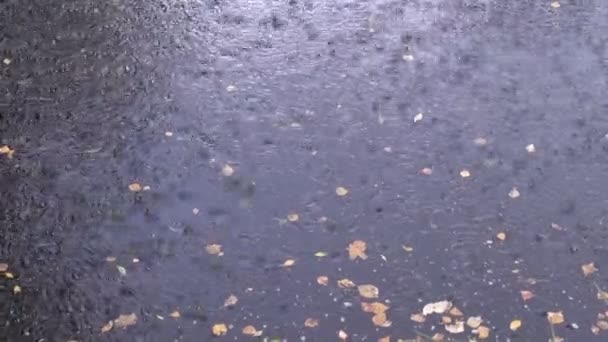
(413, 112), (424, 123)
(348, 240), (368, 260)
(526, 143), (536, 153)
(508, 187), (520, 199)
(336, 186), (349, 196)
(221, 164), (235, 177)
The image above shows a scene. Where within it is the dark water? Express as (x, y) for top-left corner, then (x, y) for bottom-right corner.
(2, 0), (608, 341)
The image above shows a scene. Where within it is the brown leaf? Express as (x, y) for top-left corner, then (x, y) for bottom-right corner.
(348, 240), (368, 260)
(520, 290), (535, 301)
(212, 323), (228, 336)
(477, 325), (490, 339)
(337, 278), (356, 288)
(361, 302), (389, 315)
(582, 262), (598, 277)
(0, 263), (8, 272)
(598, 290), (608, 300)
(410, 313), (426, 323)
(304, 318), (319, 328)
(547, 311), (565, 325)
(597, 320), (608, 330)
(317, 276), (329, 286)
(113, 313), (137, 328)
(101, 321), (113, 333)
(466, 316), (482, 329)
(128, 182), (142, 192)
(449, 307), (463, 317)
(372, 313), (392, 327)
(358, 284), (379, 299)
(223, 294), (238, 307)
(510, 319), (522, 331)
(242, 325), (260, 336)
(445, 320), (464, 334)
(205, 244), (223, 255)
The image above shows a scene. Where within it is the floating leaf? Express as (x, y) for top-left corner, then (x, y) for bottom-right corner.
(582, 262), (598, 277)
(287, 213), (299, 222)
(431, 333), (445, 341)
(362, 302), (389, 315)
(317, 276), (329, 286)
(0, 145), (15, 159)
(0, 263), (8, 272)
(550, 1), (560, 8)
(592, 325), (601, 335)
(304, 318), (319, 328)
(116, 265), (127, 276)
(338, 278), (356, 288)
(114, 313), (137, 328)
(402, 245), (414, 252)
(496, 232), (507, 241)
(169, 311), (181, 318)
(101, 321), (113, 333)
(423, 300), (452, 316)
(459, 169), (471, 178)
(473, 137), (488, 146)
(221, 164), (234, 177)
(378, 337), (390, 342)
(223, 294), (238, 307)
(520, 290), (535, 301)
(192, 208), (200, 215)
(206, 244), (223, 256)
(212, 323), (228, 336)
(547, 311), (565, 325)
(338, 330), (348, 340)
(314, 251), (327, 257)
(510, 319), (522, 331)
(477, 325), (490, 339)
(597, 320), (608, 330)
(413, 112), (424, 123)
(410, 313), (426, 323)
(372, 313), (392, 327)
(441, 316), (452, 324)
(128, 183), (142, 192)
(508, 187), (520, 199)
(466, 316), (482, 329)
(449, 307), (463, 317)
(5, 272), (14, 279)
(598, 290), (608, 300)
(242, 325), (262, 336)
(13, 285), (21, 294)
(445, 320), (464, 334)
(358, 284), (379, 299)
(421, 167), (433, 175)
(336, 186), (349, 196)
(348, 240), (368, 260)
(282, 259), (295, 267)
(526, 144), (536, 153)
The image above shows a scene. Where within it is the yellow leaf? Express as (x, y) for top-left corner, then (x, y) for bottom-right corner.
(466, 316), (482, 329)
(317, 276), (329, 286)
(496, 232), (507, 241)
(223, 294), (238, 307)
(0, 145), (15, 159)
(304, 318), (319, 328)
(510, 319), (522, 331)
(212, 323), (228, 336)
(520, 290), (535, 301)
(348, 240), (368, 260)
(547, 311), (565, 325)
(5, 272), (14, 279)
(372, 313), (392, 327)
(410, 313), (426, 323)
(205, 244), (223, 255)
(423, 300), (452, 316)
(361, 302), (389, 315)
(449, 307), (463, 317)
(282, 259), (295, 267)
(101, 321), (113, 333)
(477, 325), (490, 339)
(337, 278), (356, 288)
(287, 213), (299, 222)
(358, 284), (379, 299)
(128, 182), (142, 192)
(169, 311), (181, 318)
(314, 251), (327, 257)
(336, 186), (349, 196)
(113, 313), (137, 328)
(582, 262), (598, 276)
(13, 285), (21, 294)
(242, 325), (259, 336)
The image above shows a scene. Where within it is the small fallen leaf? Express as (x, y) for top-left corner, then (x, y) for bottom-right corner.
(508, 187), (520, 199)
(113, 313), (137, 328)
(205, 244), (223, 256)
(304, 318), (319, 328)
(421, 167), (433, 175)
(0, 145), (15, 159)
(105, 256), (117, 262)
(169, 311), (181, 318)
(314, 251), (327, 257)
(116, 265), (127, 276)
(445, 320), (464, 334)
(287, 213), (299, 222)
(361, 302), (389, 315)
(477, 325), (490, 339)
(378, 336), (390, 342)
(223, 294), (238, 307)
(13, 285), (21, 294)
(547, 311), (565, 325)
(466, 316), (482, 329)
(410, 313), (426, 323)
(551, 222), (564, 230)
(526, 144), (536, 153)
(5, 272), (14, 279)
(165, 131), (174, 137)
(372, 313), (392, 327)
(242, 325), (260, 336)
(282, 259), (295, 267)
(338, 329), (348, 340)
(592, 325), (600, 335)
(510, 319), (522, 331)
(496, 232), (507, 241)
(212, 323), (228, 336)
(402, 245), (414, 252)
(101, 320), (113, 333)
(441, 316), (452, 324)
(336, 186), (349, 196)
(550, 1), (560, 8)
(348, 240), (368, 260)
(582, 262), (598, 277)
(338, 278), (356, 288)
(598, 290), (608, 300)
(431, 333), (445, 341)
(459, 169), (471, 178)
(414, 112), (424, 123)
(2, 58), (11, 65)
(221, 164), (234, 177)
(226, 85), (237, 92)
(422, 300), (452, 316)
(128, 182), (142, 192)
(520, 290), (535, 301)
(473, 137), (488, 146)
(358, 284), (379, 299)
(192, 208), (200, 215)
(449, 307), (463, 317)
(317, 276), (329, 286)
(0, 263), (8, 272)
(597, 320), (608, 330)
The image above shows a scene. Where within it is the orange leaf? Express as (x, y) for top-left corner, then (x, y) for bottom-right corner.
(477, 325), (490, 339)
(449, 307), (463, 317)
(372, 313), (392, 327)
(206, 244), (223, 255)
(348, 240), (368, 260)
(582, 262), (598, 277)
(242, 325), (259, 336)
(361, 302), (389, 315)
(337, 278), (356, 288)
(547, 311), (565, 325)
(212, 323), (228, 336)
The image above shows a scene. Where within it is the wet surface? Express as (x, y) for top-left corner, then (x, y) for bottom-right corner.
(2, 0), (608, 341)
